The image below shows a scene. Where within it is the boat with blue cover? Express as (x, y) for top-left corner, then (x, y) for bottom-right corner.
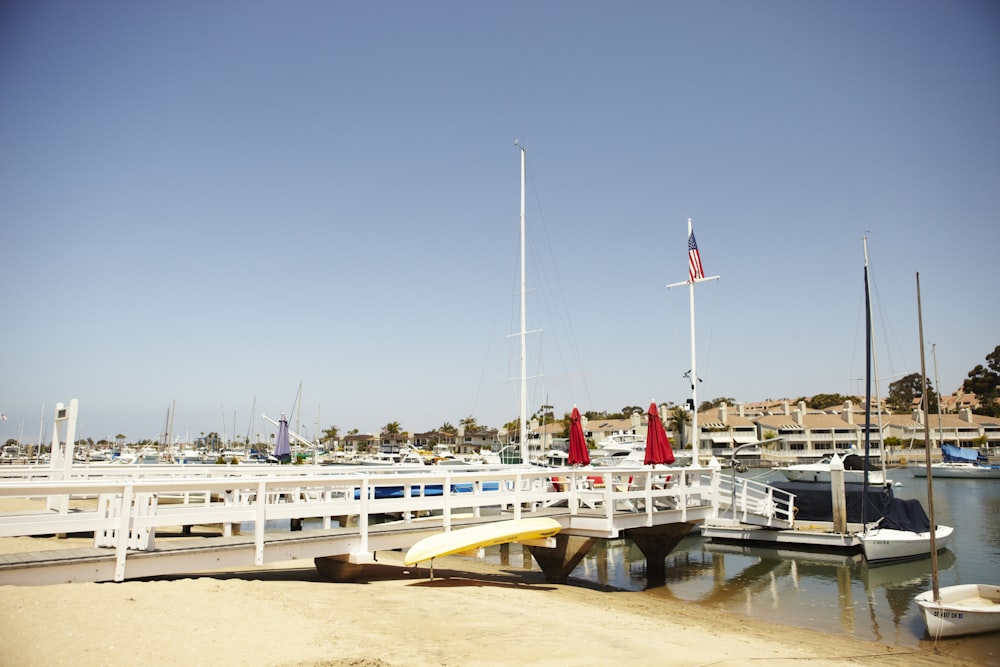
(912, 444), (1000, 479)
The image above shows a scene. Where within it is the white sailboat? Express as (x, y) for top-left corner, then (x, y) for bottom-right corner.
(913, 443), (1000, 479)
(912, 271), (1000, 638)
(860, 264), (953, 564)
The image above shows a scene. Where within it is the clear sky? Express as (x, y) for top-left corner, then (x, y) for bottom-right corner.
(2, 1), (998, 446)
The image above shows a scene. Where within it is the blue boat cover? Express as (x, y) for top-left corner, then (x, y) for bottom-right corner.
(940, 444), (988, 464)
(771, 481), (888, 523)
(877, 495), (932, 533)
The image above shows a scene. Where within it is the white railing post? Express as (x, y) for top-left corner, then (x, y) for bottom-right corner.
(254, 480), (266, 565)
(113, 482), (134, 582)
(359, 476), (370, 554)
(322, 486), (332, 529)
(513, 471), (522, 520)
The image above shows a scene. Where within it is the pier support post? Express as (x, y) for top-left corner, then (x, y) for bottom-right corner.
(526, 534), (597, 584)
(830, 455), (847, 534)
(314, 556), (365, 582)
(626, 523), (695, 588)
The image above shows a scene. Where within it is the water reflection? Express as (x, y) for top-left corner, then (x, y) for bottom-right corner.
(481, 470), (997, 663)
(564, 535), (966, 648)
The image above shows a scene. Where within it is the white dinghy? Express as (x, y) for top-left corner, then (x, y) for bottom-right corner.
(915, 584), (1000, 638)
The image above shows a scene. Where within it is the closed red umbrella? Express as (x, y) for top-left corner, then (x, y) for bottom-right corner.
(568, 406), (590, 466)
(644, 402), (675, 466)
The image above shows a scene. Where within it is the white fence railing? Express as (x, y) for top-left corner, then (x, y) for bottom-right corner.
(711, 473), (796, 527)
(0, 463), (783, 581)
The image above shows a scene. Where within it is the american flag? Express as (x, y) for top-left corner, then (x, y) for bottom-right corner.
(688, 229), (705, 282)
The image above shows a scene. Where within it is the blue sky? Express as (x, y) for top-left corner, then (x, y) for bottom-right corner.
(2, 1), (998, 445)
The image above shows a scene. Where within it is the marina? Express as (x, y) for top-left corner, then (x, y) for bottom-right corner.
(1, 458), (997, 657)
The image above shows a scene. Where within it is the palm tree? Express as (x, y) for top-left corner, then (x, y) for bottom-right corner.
(321, 426), (340, 450)
(667, 406), (690, 449)
(439, 421), (457, 434)
(459, 416), (479, 433)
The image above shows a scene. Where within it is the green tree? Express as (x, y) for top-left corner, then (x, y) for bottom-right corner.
(698, 397), (735, 412)
(883, 436), (904, 450)
(888, 373), (938, 413)
(808, 393), (858, 410)
(533, 405), (555, 422)
(963, 345), (1000, 416)
(438, 422), (457, 434)
(666, 406), (690, 449)
(381, 421), (402, 436)
(459, 416), (479, 432)
(321, 426), (339, 447)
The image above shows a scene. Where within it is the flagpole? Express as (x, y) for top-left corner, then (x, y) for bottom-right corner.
(667, 218), (719, 465)
(518, 142), (528, 466)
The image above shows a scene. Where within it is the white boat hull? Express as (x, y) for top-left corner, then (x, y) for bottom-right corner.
(915, 584), (1000, 638)
(912, 463), (1000, 479)
(778, 467), (888, 485)
(861, 524), (953, 564)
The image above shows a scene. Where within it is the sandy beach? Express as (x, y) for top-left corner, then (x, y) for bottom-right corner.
(0, 535), (986, 667)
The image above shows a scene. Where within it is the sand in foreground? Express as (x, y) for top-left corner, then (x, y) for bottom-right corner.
(0, 548), (984, 667)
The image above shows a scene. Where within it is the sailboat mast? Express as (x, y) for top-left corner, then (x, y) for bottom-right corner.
(518, 142), (528, 465)
(932, 343), (943, 447)
(863, 237), (887, 479)
(167, 399), (175, 450)
(917, 271), (940, 600)
(862, 261), (872, 526)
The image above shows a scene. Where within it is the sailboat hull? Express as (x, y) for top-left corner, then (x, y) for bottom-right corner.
(913, 463), (1000, 479)
(861, 524), (953, 564)
(915, 584), (1000, 638)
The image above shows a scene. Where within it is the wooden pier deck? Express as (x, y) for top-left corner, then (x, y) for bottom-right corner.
(0, 463), (793, 585)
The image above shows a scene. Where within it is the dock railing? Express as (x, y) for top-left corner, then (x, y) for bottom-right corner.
(711, 473), (796, 528)
(0, 463), (732, 581)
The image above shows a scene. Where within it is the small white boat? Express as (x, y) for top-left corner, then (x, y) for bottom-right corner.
(913, 445), (1000, 479)
(913, 461), (1000, 479)
(356, 450), (426, 466)
(595, 433), (645, 457)
(777, 453), (889, 484)
(915, 584), (1000, 638)
(860, 523), (953, 564)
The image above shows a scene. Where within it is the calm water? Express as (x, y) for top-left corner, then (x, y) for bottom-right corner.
(482, 467), (1000, 664)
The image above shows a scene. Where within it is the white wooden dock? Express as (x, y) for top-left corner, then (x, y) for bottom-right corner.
(0, 462), (795, 585)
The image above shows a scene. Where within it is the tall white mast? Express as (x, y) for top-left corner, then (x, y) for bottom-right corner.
(667, 218), (719, 465)
(517, 141), (528, 465)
